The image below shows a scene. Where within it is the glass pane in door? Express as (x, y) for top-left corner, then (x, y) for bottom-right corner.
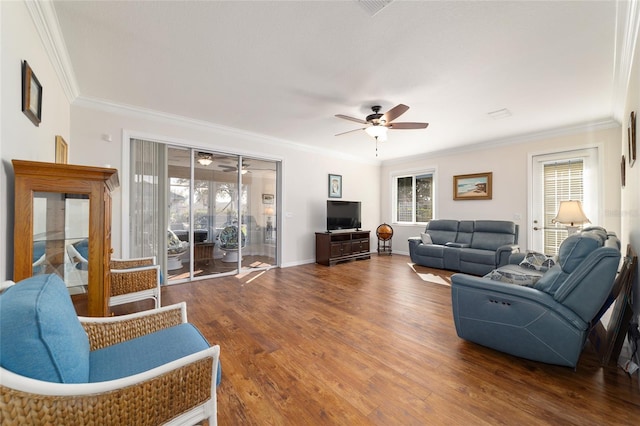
(33, 192), (90, 295)
(211, 154), (241, 273)
(241, 158), (278, 271)
(167, 147), (192, 281)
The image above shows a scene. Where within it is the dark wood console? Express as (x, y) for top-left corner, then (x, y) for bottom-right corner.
(315, 230), (371, 266)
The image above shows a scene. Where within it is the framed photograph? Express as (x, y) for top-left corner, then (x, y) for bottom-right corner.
(328, 174), (342, 198)
(21, 61), (42, 126)
(262, 193), (274, 204)
(621, 155), (626, 188)
(55, 135), (68, 164)
(629, 111), (636, 168)
(453, 172), (492, 200)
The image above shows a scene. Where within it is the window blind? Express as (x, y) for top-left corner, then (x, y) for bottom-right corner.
(543, 160), (583, 255)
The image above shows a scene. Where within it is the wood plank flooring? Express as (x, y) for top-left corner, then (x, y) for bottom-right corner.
(126, 255), (639, 425)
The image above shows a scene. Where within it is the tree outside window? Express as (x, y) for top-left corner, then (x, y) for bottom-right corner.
(395, 173), (433, 223)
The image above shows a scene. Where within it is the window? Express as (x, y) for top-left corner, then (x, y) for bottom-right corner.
(394, 172), (434, 223)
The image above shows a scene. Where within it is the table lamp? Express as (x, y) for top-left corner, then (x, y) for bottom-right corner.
(552, 200), (590, 235)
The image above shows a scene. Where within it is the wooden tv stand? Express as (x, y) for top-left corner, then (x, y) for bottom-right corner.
(315, 230), (371, 266)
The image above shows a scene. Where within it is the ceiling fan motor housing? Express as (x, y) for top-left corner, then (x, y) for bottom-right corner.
(366, 106), (384, 125)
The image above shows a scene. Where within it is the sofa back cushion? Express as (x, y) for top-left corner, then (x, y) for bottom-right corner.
(533, 233), (604, 296)
(0, 274), (90, 383)
(470, 220), (518, 251)
(557, 233), (602, 273)
(425, 220), (459, 245)
(455, 220), (475, 244)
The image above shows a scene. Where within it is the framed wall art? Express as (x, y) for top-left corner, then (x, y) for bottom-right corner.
(262, 193), (274, 204)
(21, 60), (42, 126)
(629, 111), (636, 168)
(453, 172), (492, 200)
(328, 174), (342, 198)
(55, 135), (68, 164)
(621, 155), (626, 188)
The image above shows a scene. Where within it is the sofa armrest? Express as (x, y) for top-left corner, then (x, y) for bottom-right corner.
(496, 244), (520, 267)
(80, 303), (187, 351)
(0, 345), (219, 425)
(451, 273), (585, 329)
(408, 237), (424, 251)
(508, 252), (526, 265)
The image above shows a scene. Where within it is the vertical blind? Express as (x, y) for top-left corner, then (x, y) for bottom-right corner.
(543, 160), (583, 255)
(129, 139), (167, 274)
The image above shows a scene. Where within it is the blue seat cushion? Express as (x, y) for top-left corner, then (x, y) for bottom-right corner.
(459, 248), (495, 265)
(0, 274), (90, 383)
(415, 243), (445, 258)
(90, 323), (221, 385)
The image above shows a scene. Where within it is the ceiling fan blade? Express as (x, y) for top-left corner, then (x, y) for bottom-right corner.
(335, 114), (368, 125)
(382, 104), (410, 124)
(335, 127), (366, 136)
(389, 122), (429, 130)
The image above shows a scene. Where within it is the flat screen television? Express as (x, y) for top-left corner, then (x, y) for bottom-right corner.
(327, 200), (361, 231)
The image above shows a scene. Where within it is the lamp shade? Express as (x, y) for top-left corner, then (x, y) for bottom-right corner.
(552, 200), (590, 226)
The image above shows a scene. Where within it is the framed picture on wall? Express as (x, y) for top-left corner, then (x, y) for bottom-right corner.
(262, 193), (274, 204)
(453, 172), (492, 200)
(55, 136), (68, 164)
(21, 60), (42, 127)
(328, 174), (342, 198)
(629, 111), (636, 168)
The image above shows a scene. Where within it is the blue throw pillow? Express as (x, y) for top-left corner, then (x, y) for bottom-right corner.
(0, 274), (90, 383)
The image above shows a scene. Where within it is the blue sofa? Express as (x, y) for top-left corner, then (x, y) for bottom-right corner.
(450, 228), (621, 367)
(408, 220), (519, 276)
(0, 274), (221, 424)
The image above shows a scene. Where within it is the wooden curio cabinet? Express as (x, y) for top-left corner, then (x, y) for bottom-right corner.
(12, 160), (119, 317)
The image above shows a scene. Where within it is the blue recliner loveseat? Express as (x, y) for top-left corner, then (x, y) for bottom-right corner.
(408, 219), (519, 276)
(450, 228), (621, 368)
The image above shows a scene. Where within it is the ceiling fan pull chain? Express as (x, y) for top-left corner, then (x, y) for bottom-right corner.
(375, 136), (379, 157)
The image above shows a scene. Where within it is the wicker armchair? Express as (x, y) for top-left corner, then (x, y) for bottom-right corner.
(1, 286), (220, 426)
(110, 256), (161, 309)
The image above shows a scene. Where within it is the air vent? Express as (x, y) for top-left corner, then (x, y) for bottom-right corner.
(357, 0), (393, 17)
(487, 108), (512, 119)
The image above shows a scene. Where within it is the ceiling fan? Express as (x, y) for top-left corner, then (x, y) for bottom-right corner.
(335, 104), (429, 155)
(220, 160), (250, 173)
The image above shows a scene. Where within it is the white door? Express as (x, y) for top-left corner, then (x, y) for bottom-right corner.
(530, 147), (599, 254)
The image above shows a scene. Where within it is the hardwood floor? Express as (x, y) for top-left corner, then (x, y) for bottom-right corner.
(127, 255), (639, 424)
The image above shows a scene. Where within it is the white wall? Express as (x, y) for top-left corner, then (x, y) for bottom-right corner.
(622, 16), (640, 321)
(0, 1), (71, 280)
(381, 125), (621, 255)
(70, 103), (381, 267)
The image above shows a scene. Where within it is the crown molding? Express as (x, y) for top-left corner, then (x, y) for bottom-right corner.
(25, 0), (79, 102)
(74, 95), (380, 166)
(382, 118), (620, 166)
(612, 0), (640, 121)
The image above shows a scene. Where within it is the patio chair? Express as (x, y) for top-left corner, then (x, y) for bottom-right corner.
(110, 256), (161, 309)
(0, 274), (220, 425)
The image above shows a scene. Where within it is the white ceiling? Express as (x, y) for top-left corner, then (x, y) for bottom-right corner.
(51, 0), (621, 162)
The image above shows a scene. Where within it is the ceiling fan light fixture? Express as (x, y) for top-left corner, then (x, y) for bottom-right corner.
(365, 125), (388, 140)
(197, 153), (213, 166)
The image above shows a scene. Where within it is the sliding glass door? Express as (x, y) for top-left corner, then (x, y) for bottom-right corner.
(164, 147), (278, 283)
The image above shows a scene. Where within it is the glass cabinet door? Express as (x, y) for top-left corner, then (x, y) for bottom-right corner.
(32, 192), (90, 295)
